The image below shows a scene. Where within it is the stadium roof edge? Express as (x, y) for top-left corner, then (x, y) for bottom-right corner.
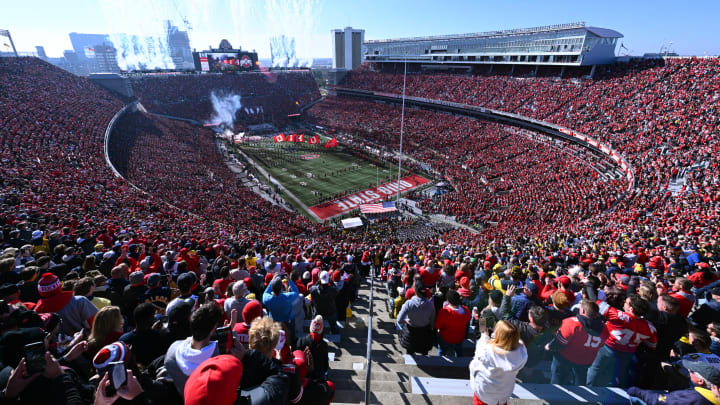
(585, 26), (623, 39)
(365, 22), (592, 44)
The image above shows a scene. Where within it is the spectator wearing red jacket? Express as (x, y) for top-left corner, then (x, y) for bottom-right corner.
(420, 264), (442, 288)
(669, 277), (696, 318)
(587, 295), (657, 387)
(546, 300), (609, 385)
(179, 248), (200, 274)
(435, 290), (471, 357)
(687, 262), (719, 289)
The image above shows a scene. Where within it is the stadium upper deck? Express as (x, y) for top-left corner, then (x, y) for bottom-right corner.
(364, 22), (622, 68)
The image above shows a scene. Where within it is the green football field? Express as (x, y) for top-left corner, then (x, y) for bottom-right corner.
(234, 134), (410, 208)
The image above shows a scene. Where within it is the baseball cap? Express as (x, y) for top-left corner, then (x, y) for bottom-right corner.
(525, 280), (538, 294)
(184, 355), (243, 405)
(177, 272), (197, 291)
(319, 271), (330, 284)
(683, 360), (720, 386)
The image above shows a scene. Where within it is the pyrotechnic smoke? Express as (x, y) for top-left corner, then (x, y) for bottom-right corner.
(270, 35), (298, 67)
(100, 0), (176, 70)
(207, 92), (243, 129)
(265, 0), (319, 67)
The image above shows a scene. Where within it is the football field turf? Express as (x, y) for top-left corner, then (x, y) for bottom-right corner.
(234, 135), (412, 208)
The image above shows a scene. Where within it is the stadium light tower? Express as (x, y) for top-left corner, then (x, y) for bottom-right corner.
(0, 29), (19, 57)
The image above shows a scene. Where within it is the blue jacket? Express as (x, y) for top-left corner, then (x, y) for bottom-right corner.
(627, 386), (720, 405)
(262, 280), (299, 323)
(510, 294), (534, 322)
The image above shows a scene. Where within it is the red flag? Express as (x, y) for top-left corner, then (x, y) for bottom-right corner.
(308, 135), (319, 145)
(298, 134), (305, 143)
(287, 133), (297, 142)
(324, 138), (338, 148)
(273, 133), (285, 142)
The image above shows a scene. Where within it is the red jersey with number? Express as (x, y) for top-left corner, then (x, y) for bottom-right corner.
(233, 322), (251, 346)
(598, 301), (657, 353)
(556, 316), (610, 365)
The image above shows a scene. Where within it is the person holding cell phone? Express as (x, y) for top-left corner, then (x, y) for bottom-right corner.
(469, 320), (528, 405)
(0, 339), (73, 403)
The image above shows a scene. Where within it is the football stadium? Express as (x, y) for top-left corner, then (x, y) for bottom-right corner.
(1, 3), (720, 405)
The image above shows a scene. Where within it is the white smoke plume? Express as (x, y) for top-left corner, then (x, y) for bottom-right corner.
(265, 0), (319, 67)
(270, 35), (297, 67)
(99, 0), (176, 70)
(207, 92), (243, 129)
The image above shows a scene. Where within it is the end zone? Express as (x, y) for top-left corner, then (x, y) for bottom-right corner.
(309, 174), (431, 220)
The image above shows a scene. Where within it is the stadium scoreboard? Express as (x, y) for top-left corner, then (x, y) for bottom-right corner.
(192, 39), (258, 72)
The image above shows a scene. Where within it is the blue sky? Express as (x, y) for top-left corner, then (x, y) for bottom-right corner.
(2, 0), (718, 59)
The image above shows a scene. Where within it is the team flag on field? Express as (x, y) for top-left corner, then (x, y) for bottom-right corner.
(273, 133), (285, 142)
(287, 133), (297, 142)
(298, 134), (305, 143)
(324, 137), (338, 148)
(308, 135), (319, 145)
(360, 201), (396, 214)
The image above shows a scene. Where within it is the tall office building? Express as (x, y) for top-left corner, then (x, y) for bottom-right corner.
(332, 27), (364, 70)
(69, 32), (114, 75)
(166, 21), (194, 70)
(94, 44), (121, 73)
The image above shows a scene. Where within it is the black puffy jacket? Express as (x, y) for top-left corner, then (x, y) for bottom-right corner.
(237, 350), (288, 405)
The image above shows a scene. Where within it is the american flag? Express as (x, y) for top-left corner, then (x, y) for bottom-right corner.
(360, 201), (396, 214)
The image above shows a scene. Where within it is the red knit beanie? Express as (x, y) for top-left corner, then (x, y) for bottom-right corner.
(241, 300), (263, 324)
(38, 273), (61, 297)
(93, 342), (130, 371)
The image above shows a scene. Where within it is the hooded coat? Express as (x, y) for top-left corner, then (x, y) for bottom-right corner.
(469, 333), (528, 405)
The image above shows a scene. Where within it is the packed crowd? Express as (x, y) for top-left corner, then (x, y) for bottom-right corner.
(381, 243), (720, 404)
(0, 227), (369, 405)
(129, 71), (320, 129)
(109, 110), (318, 238)
(307, 97), (621, 240)
(338, 58), (720, 246)
(1, 55), (720, 404)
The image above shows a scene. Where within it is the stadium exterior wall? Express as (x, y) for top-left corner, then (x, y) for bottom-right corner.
(334, 88), (634, 192)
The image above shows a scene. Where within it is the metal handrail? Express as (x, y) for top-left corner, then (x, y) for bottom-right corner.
(364, 269), (374, 405)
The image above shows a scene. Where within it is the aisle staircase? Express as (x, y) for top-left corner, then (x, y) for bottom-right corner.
(322, 277), (631, 405)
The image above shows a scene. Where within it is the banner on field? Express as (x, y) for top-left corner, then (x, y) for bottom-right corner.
(273, 133), (285, 142)
(309, 174), (430, 220)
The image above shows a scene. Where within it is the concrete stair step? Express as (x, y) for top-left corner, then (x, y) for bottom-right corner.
(328, 363), (469, 380)
(333, 389), (544, 405)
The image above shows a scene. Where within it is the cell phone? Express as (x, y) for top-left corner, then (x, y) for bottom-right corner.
(108, 361), (127, 393)
(212, 325), (237, 354)
(477, 317), (487, 334)
(24, 342), (46, 374)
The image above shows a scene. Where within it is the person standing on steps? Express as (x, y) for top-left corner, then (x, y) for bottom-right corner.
(397, 279), (436, 355)
(435, 289), (472, 357)
(469, 320), (528, 405)
(309, 271), (340, 335)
